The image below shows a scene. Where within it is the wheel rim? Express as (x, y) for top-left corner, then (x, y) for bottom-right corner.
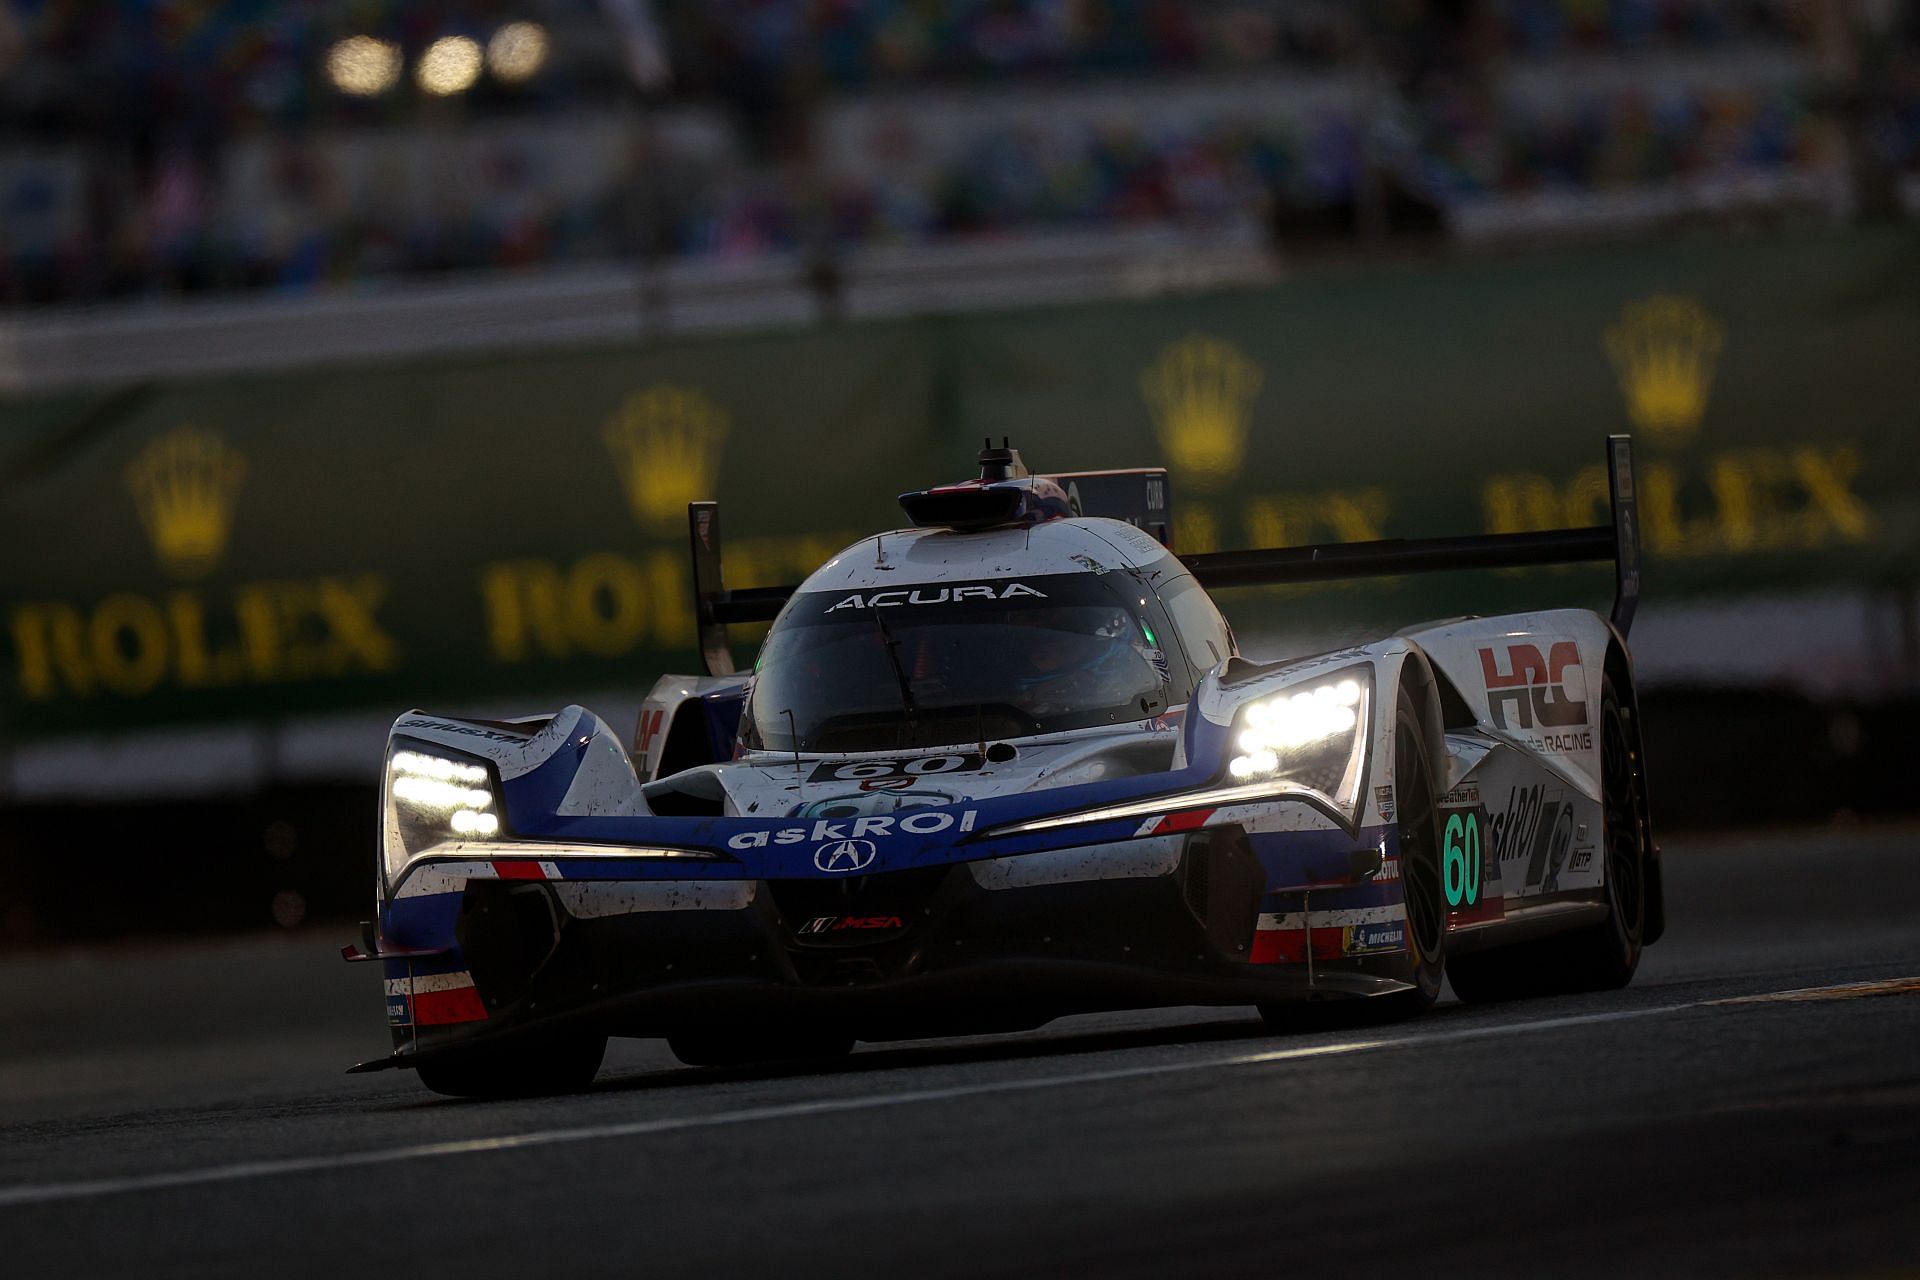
(1397, 723), (1443, 963)
(1601, 696), (1645, 941)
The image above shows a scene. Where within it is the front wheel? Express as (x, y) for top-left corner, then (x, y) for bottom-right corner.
(1385, 681), (1447, 1014)
(1259, 682), (1443, 1028)
(414, 1033), (607, 1098)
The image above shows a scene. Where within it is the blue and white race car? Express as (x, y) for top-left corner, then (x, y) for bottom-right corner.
(348, 439), (1664, 1096)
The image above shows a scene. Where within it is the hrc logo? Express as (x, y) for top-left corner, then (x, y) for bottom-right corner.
(1477, 641), (1587, 731)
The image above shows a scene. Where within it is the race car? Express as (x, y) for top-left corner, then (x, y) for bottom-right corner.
(347, 436), (1664, 1096)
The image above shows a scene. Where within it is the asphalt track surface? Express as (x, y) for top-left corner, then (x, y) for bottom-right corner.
(2, 826), (1917, 1279)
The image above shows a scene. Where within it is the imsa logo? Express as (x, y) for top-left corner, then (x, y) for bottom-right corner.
(1478, 640), (1588, 731)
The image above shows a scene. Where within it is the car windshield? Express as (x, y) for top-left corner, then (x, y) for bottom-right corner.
(743, 572), (1171, 753)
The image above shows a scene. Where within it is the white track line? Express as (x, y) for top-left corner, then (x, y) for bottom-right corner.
(0, 983), (1902, 1210)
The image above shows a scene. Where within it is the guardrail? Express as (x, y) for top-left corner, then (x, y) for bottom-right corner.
(0, 225), (1275, 393)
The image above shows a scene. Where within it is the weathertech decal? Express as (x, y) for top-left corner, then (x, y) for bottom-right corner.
(1478, 641), (1588, 731)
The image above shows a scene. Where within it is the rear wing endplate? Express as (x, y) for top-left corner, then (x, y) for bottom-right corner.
(688, 502), (791, 678)
(689, 435), (1639, 677)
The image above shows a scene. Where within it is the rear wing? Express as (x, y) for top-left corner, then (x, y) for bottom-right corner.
(689, 436), (1639, 677)
(1183, 434), (1641, 634)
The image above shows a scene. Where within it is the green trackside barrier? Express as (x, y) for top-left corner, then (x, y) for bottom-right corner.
(2, 228), (1916, 740)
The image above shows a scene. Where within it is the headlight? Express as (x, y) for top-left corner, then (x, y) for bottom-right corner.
(988, 664), (1375, 838)
(1225, 665), (1371, 818)
(382, 743), (502, 887)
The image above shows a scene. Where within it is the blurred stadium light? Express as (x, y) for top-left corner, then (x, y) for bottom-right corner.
(487, 21), (551, 85)
(417, 35), (484, 98)
(325, 35), (403, 99)
(0, 1), (1911, 312)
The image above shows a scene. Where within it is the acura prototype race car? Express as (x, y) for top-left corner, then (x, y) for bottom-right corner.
(348, 437), (1664, 1096)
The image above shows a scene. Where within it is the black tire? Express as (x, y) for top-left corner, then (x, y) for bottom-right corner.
(1447, 672), (1647, 1003)
(667, 1029), (855, 1068)
(1555, 672), (1647, 989)
(414, 1033), (607, 1098)
(1386, 682), (1447, 1013)
(1262, 682), (1443, 1027)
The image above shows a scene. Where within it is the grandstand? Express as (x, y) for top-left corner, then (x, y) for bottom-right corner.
(1, 1), (1913, 321)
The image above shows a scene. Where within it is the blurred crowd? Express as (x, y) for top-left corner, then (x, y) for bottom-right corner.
(0, 0), (1912, 307)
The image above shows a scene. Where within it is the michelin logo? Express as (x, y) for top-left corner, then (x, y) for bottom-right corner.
(727, 810), (979, 850)
(1342, 922), (1406, 955)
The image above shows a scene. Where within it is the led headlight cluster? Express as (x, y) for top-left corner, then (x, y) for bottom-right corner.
(1225, 666), (1371, 817)
(989, 664), (1376, 838)
(390, 750), (499, 836)
(382, 745), (502, 885)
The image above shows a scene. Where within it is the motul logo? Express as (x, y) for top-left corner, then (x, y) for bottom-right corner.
(1478, 641), (1587, 731)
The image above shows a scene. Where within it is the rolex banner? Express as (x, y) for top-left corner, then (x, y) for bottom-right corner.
(2, 229), (1918, 741)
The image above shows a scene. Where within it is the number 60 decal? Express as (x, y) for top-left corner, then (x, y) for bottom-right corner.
(1443, 811), (1482, 908)
(807, 754), (984, 783)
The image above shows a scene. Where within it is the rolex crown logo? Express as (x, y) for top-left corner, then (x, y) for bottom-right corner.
(125, 427), (246, 579)
(1604, 294), (1723, 446)
(1139, 335), (1263, 489)
(602, 385), (729, 528)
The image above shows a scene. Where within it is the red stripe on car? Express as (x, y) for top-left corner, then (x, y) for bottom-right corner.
(1157, 808), (1215, 833)
(413, 987), (488, 1025)
(492, 860), (546, 881)
(1249, 927), (1349, 965)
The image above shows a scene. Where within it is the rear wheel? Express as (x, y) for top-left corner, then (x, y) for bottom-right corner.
(1447, 672), (1646, 1003)
(667, 1029), (855, 1069)
(414, 1032), (607, 1098)
(1558, 672), (1647, 989)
